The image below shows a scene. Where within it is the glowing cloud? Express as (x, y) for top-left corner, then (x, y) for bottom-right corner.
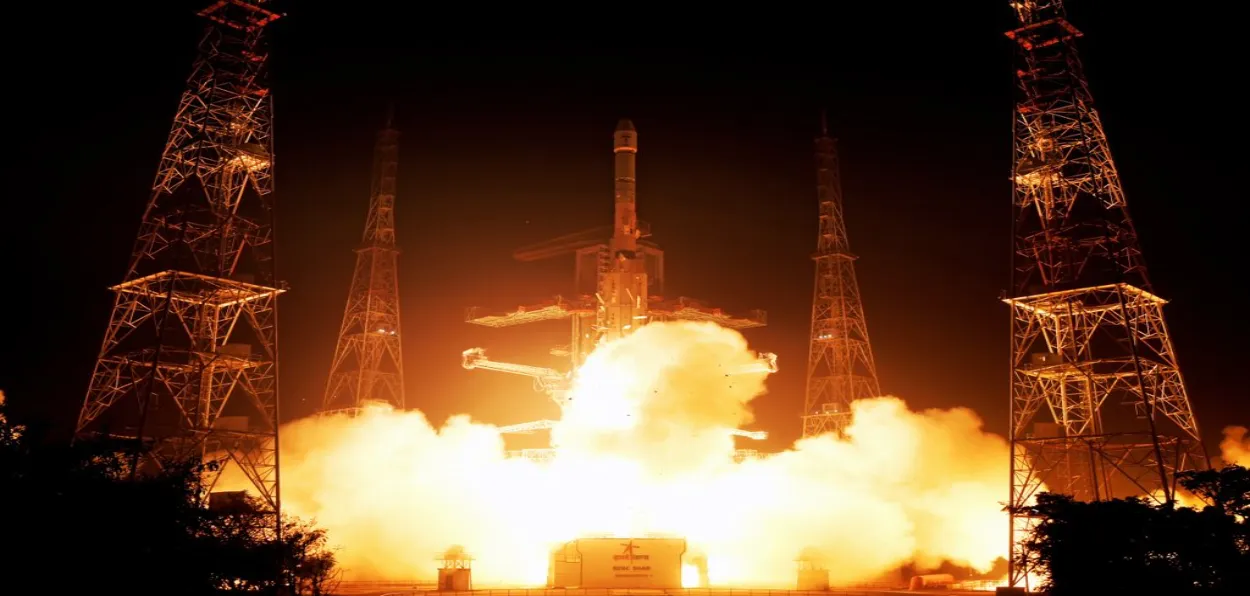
(1219, 426), (1250, 468)
(222, 321), (1009, 586)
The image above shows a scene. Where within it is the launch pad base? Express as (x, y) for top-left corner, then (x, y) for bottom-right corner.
(371, 588), (998, 596)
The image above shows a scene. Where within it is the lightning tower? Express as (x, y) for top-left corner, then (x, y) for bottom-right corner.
(802, 114), (881, 438)
(322, 112), (405, 415)
(76, 0), (283, 513)
(1004, 1), (1205, 587)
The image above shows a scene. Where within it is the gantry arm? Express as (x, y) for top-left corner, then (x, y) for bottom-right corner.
(721, 353), (774, 441)
(466, 348), (776, 439)
(497, 418), (763, 440)
(731, 352), (779, 375)
(461, 348), (570, 394)
(498, 419), (558, 434)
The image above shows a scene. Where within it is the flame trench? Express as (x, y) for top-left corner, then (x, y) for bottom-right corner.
(226, 321), (1014, 585)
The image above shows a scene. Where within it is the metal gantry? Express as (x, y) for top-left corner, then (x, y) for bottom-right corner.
(76, 0), (283, 513)
(802, 115), (881, 438)
(464, 120), (769, 461)
(467, 120), (766, 369)
(465, 345), (777, 456)
(322, 113), (406, 415)
(1003, 0), (1205, 587)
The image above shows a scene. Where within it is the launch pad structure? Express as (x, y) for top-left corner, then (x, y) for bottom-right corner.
(1003, 0), (1206, 589)
(463, 120), (772, 461)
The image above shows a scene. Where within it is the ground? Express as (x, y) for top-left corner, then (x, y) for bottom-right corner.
(338, 587), (1002, 596)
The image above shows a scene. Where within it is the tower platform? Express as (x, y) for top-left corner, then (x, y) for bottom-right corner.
(466, 296), (765, 330)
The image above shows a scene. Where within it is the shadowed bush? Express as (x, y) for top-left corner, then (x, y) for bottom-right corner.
(0, 393), (337, 595)
(1020, 465), (1250, 596)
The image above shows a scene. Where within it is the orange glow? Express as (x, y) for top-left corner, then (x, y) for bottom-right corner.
(1220, 426), (1250, 468)
(1152, 486), (1209, 510)
(1149, 426), (1250, 512)
(219, 320), (1010, 585)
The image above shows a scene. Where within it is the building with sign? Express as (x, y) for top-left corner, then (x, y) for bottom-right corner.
(548, 537), (687, 589)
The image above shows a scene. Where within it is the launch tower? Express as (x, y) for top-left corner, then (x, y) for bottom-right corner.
(322, 112), (406, 415)
(76, 0), (283, 513)
(466, 120), (767, 361)
(464, 120), (771, 458)
(1003, 0), (1205, 587)
(801, 115), (881, 438)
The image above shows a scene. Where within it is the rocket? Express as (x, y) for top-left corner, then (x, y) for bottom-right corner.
(597, 119), (649, 343)
(612, 119), (640, 256)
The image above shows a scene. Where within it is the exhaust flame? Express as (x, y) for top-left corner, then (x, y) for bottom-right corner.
(226, 321), (1009, 585)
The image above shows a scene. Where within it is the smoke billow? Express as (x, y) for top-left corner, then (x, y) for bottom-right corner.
(227, 321), (1009, 585)
(1219, 426), (1250, 468)
(551, 321), (766, 474)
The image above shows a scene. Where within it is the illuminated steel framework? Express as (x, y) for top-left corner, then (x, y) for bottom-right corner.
(1004, 0), (1204, 587)
(464, 120), (768, 461)
(464, 121), (767, 369)
(802, 116), (881, 438)
(76, 0), (283, 513)
(467, 121), (766, 369)
(323, 114), (406, 415)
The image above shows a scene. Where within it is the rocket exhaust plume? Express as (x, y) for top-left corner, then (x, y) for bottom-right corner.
(223, 321), (1010, 585)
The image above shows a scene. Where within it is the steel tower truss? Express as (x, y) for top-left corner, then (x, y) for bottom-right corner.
(802, 117), (881, 438)
(76, 0), (283, 512)
(1004, 0), (1204, 587)
(322, 116), (405, 415)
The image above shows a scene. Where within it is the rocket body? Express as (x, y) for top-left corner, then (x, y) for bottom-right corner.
(598, 119), (649, 344)
(612, 119), (639, 255)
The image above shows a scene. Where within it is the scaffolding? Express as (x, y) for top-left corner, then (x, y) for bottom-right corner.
(1003, 1), (1205, 587)
(76, 0), (284, 514)
(465, 120), (770, 459)
(802, 114), (881, 438)
(323, 112), (406, 413)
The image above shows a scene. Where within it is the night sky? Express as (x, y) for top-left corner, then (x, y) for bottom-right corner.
(5, 2), (1247, 453)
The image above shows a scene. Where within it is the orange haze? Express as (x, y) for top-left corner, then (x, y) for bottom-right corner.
(1219, 426), (1250, 468)
(222, 321), (1010, 585)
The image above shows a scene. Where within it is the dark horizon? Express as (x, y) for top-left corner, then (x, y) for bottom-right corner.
(4, 2), (1247, 454)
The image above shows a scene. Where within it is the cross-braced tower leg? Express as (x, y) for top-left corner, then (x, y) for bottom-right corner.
(322, 112), (406, 415)
(77, 0), (284, 515)
(1003, 1), (1206, 587)
(802, 115), (881, 438)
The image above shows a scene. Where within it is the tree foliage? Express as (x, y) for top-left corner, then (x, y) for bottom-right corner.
(0, 393), (337, 595)
(1021, 465), (1250, 596)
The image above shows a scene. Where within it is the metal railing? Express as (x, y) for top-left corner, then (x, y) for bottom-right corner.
(338, 580), (435, 587)
(377, 588), (903, 596)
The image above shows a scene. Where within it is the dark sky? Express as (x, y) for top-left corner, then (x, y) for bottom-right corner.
(5, 2), (1247, 453)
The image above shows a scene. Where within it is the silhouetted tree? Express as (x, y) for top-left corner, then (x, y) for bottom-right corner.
(283, 518), (341, 596)
(0, 393), (335, 595)
(1181, 465), (1250, 520)
(1021, 466), (1250, 596)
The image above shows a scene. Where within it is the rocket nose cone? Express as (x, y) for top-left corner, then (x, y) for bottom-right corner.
(615, 119), (636, 132)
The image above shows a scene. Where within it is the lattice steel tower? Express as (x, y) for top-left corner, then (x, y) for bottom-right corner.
(76, 0), (283, 513)
(322, 112), (405, 414)
(802, 115), (881, 438)
(1004, 0), (1205, 587)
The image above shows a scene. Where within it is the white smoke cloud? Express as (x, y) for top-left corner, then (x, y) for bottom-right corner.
(223, 321), (1009, 586)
